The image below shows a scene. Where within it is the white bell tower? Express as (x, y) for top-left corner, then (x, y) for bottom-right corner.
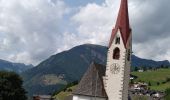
(103, 0), (132, 100)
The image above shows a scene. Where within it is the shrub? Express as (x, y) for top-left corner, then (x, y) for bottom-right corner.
(165, 88), (170, 100)
(166, 77), (170, 82)
(148, 82), (151, 86)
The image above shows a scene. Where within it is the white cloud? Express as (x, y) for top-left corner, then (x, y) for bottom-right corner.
(133, 36), (170, 61)
(72, 0), (120, 45)
(0, 0), (170, 65)
(0, 0), (69, 65)
(8, 52), (32, 64)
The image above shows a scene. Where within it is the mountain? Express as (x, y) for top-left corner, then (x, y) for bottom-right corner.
(0, 59), (33, 73)
(22, 44), (107, 96)
(132, 55), (170, 67)
(21, 44), (170, 96)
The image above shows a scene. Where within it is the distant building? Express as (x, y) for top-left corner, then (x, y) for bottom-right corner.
(138, 69), (144, 72)
(130, 82), (148, 90)
(33, 95), (54, 100)
(152, 92), (164, 98)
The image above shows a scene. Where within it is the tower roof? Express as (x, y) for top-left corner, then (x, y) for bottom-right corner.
(73, 62), (107, 98)
(109, 0), (131, 48)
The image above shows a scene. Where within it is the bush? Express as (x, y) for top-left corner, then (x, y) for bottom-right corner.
(162, 81), (166, 84)
(67, 89), (72, 92)
(165, 88), (170, 100)
(130, 80), (134, 84)
(148, 82), (151, 86)
(166, 77), (170, 82)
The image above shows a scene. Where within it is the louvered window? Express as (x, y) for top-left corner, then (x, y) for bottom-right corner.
(115, 37), (120, 44)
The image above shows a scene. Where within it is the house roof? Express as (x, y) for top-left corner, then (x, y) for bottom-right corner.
(109, 0), (131, 48)
(73, 62), (107, 98)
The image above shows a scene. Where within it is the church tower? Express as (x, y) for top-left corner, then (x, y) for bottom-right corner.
(103, 0), (132, 100)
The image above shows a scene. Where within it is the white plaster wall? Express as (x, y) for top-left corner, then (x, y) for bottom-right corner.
(104, 29), (131, 100)
(73, 95), (107, 100)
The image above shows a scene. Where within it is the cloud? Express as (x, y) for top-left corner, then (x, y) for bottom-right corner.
(0, 0), (170, 65)
(0, 0), (69, 65)
(71, 0), (170, 61)
(129, 0), (170, 61)
(72, 1), (119, 45)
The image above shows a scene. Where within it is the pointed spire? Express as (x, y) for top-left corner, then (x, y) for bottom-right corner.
(109, 0), (131, 48)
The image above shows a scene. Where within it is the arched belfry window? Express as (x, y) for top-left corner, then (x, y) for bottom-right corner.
(113, 47), (120, 60)
(115, 36), (120, 44)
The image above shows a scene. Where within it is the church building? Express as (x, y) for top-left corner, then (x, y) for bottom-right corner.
(72, 0), (132, 100)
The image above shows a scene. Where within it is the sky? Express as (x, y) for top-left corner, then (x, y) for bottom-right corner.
(0, 0), (170, 65)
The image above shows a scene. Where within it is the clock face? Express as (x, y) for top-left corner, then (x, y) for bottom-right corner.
(110, 63), (120, 74)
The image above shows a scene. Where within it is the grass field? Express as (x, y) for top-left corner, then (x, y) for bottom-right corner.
(53, 85), (77, 100)
(131, 68), (170, 91)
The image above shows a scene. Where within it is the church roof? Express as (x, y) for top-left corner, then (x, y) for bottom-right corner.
(73, 62), (107, 98)
(109, 0), (131, 48)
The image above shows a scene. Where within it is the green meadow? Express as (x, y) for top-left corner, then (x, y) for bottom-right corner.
(131, 68), (170, 91)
